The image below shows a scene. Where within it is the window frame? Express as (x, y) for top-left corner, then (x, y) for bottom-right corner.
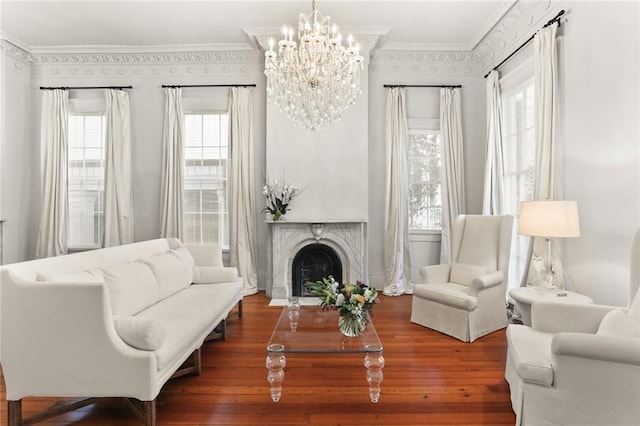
(407, 118), (442, 235)
(182, 109), (230, 249)
(67, 95), (107, 251)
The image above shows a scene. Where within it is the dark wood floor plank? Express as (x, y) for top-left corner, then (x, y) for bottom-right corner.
(0, 292), (516, 425)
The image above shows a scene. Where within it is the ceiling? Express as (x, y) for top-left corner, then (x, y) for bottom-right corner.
(0, 0), (516, 51)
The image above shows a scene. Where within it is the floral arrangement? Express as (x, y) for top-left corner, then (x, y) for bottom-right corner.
(262, 179), (300, 221)
(305, 276), (379, 335)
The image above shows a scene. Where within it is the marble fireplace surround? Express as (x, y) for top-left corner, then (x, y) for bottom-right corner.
(267, 221), (368, 299)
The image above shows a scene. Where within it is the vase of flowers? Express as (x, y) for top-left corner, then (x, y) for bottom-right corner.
(262, 179), (300, 221)
(305, 276), (379, 337)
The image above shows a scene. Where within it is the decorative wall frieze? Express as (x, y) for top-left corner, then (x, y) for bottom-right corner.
(31, 49), (262, 65)
(371, 50), (476, 63)
(1, 39), (34, 64)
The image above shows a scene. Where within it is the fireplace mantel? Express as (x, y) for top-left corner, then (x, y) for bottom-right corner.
(266, 220), (368, 299)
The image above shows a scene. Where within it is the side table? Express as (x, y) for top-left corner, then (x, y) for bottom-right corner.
(509, 287), (594, 326)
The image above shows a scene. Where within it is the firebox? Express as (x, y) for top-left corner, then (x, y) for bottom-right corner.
(291, 243), (343, 296)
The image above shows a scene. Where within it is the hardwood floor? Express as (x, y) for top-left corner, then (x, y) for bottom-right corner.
(0, 293), (516, 425)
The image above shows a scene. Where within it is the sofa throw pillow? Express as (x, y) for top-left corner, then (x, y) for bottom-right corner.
(450, 263), (488, 286)
(113, 315), (164, 351)
(170, 247), (195, 286)
(37, 269), (104, 283)
(102, 262), (159, 316)
(140, 252), (189, 299)
(596, 309), (640, 339)
(193, 266), (238, 284)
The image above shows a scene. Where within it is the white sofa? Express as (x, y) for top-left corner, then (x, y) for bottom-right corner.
(0, 238), (243, 425)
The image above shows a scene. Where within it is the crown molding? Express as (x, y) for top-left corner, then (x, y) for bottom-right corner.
(242, 26), (391, 54)
(467, 0), (519, 50)
(371, 49), (476, 64)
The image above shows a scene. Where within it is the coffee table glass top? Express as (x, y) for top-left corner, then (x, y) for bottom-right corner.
(266, 306), (383, 354)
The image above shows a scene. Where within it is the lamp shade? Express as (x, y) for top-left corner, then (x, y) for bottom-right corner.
(518, 200), (581, 238)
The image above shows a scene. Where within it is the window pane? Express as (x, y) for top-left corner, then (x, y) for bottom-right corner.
(67, 113), (105, 249)
(182, 112), (229, 248)
(408, 130), (442, 231)
(502, 77), (536, 292)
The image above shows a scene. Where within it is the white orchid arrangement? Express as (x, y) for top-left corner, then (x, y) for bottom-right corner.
(262, 179), (300, 221)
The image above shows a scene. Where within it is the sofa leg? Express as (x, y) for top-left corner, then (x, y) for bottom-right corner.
(144, 400), (156, 426)
(238, 300), (243, 318)
(8, 400), (21, 426)
(170, 347), (202, 379)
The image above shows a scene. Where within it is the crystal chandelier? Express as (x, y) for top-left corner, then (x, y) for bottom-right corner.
(264, 0), (364, 131)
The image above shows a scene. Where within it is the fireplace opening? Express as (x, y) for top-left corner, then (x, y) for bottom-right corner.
(291, 243), (343, 296)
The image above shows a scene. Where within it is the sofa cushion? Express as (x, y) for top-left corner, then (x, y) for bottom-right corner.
(170, 247), (195, 285)
(507, 324), (554, 386)
(136, 282), (243, 371)
(102, 262), (160, 316)
(597, 309), (640, 338)
(113, 315), (165, 351)
(193, 266), (238, 284)
(37, 269), (104, 283)
(450, 263), (488, 286)
(141, 252), (190, 299)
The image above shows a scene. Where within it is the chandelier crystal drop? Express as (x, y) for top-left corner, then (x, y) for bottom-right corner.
(264, 0), (364, 131)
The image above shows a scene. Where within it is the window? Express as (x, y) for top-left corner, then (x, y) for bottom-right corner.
(67, 113), (106, 249)
(183, 112), (229, 248)
(502, 77), (536, 290)
(408, 128), (442, 231)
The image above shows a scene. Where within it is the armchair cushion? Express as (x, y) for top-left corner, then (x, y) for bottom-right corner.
(597, 309), (640, 338)
(507, 325), (554, 386)
(450, 263), (488, 286)
(113, 315), (164, 351)
(413, 283), (477, 310)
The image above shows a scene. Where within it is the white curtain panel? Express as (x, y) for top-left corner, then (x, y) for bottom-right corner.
(482, 70), (506, 215)
(440, 88), (466, 264)
(36, 89), (69, 258)
(229, 87), (258, 296)
(103, 89), (134, 247)
(159, 88), (184, 239)
(522, 23), (563, 287)
(383, 87), (412, 296)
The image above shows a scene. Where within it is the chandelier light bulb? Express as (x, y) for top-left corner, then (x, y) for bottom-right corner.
(263, 0), (364, 131)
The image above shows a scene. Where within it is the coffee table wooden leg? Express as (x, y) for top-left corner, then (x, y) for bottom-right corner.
(266, 345), (286, 402)
(364, 352), (385, 403)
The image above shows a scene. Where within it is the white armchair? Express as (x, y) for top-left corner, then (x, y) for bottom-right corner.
(505, 229), (640, 425)
(411, 214), (514, 342)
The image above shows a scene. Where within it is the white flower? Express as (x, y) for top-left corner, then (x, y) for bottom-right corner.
(336, 294), (345, 306)
(364, 288), (372, 301)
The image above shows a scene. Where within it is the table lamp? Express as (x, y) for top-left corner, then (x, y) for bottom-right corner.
(518, 200), (581, 293)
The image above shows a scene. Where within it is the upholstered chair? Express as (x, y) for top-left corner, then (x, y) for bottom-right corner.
(411, 214), (514, 342)
(505, 229), (640, 425)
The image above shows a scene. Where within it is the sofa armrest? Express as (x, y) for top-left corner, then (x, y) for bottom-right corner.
(470, 271), (503, 293)
(531, 301), (619, 334)
(552, 332), (640, 366)
(1, 270), (157, 400)
(419, 264), (452, 284)
(192, 266), (238, 284)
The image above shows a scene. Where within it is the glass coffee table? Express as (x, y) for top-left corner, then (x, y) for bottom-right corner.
(266, 305), (385, 403)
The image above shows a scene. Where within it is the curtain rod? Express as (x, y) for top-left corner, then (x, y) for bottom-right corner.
(39, 86), (133, 90)
(384, 84), (462, 89)
(484, 9), (565, 78)
(162, 84), (256, 88)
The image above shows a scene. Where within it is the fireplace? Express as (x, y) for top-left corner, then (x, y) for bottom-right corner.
(292, 243), (343, 296)
(267, 221), (367, 299)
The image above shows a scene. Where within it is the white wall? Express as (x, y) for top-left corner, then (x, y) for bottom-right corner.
(558, 0), (640, 305)
(0, 46), (37, 264)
